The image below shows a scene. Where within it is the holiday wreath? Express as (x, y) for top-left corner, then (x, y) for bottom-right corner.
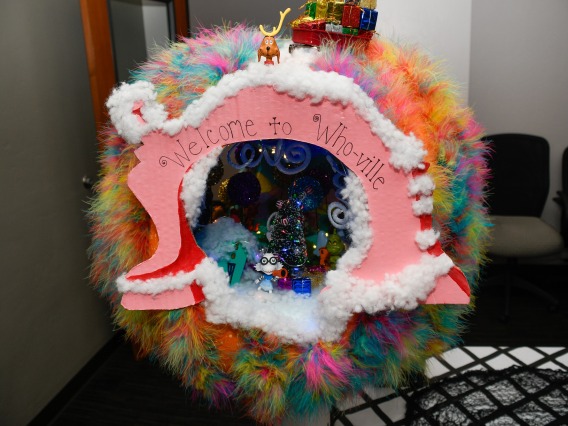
(89, 8), (490, 423)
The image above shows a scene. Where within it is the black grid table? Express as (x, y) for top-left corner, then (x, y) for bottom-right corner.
(330, 346), (568, 426)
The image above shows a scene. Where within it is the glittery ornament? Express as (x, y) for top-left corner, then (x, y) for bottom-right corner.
(218, 178), (230, 203)
(306, 166), (333, 194)
(289, 176), (324, 211)
(207, 158), (224, 186)
(228, 171), (261, 207)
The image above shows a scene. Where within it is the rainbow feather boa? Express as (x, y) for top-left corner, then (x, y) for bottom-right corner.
(88, 26), (490, 424)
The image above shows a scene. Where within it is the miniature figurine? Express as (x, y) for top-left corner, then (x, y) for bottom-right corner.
(218, 242), (248, 286)
(254, 252), (283, 293)
(319, 231), (346, 270)
(258, 8), (291, 65)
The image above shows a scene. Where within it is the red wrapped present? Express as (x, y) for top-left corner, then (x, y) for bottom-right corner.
(342, 4), (362, 28)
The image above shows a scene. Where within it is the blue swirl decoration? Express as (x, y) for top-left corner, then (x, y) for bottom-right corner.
(227, 139), (311, 175)
(326, 154), (349, 200)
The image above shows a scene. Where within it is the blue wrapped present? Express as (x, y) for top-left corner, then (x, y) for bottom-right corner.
(292, 277), (312, 295)
(360, 8), (378, 31)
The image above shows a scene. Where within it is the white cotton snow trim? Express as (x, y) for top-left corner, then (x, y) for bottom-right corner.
(336, 171), (373, 271)
(181, 147), (223, 228)
(106, 81), (168, 145)
(408, 174), (435, 196)
(415, 229), (440, 250)
(413, 196), (434, 216)
(116, 258), (229, 295)
(318, 253), (454, 329)
(108, 49), (427, 173)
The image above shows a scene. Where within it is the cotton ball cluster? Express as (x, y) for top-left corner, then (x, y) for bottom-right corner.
(412, 196), (434, 217)
(408, 174), (435, 197)
(107, 81), (168, 144)
(116, 261), (228, 296)
(319, 253), (454, 324)
(336, 172), (373, 271)
(415, 229), (440, 251)
(195, 257), (234, 303)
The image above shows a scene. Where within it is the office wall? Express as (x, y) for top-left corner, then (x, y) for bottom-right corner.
(0, 1), (112, 424)
(470, 0), (568, 228)
(379, 0), (472, 103)
(189, 0), (306, 37)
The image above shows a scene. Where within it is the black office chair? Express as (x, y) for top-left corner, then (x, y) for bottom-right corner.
(484, 134), (563, 320)
(554, 147), (568, 247)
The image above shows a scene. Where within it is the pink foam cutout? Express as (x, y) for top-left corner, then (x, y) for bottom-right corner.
(424, 274), (470, 304)
(122, 284), (204, 310)
(121, 87), (469, 309)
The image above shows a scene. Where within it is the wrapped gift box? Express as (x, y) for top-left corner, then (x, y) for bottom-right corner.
(315, 0), (330, 20)
(305, 2), (317, 18)
(331, 23), (343, 33)
(326, 1), (345, 24)
(326, 23), (344, 33)
(342, 4), (362, 28)
(359, 0), (377, 9)
(342, 27), (359, 35)
(360, 8), (378, 31)
(278, 277), (293, 290)
(292, 277), (312, 295)
(297, 19), (327, 30)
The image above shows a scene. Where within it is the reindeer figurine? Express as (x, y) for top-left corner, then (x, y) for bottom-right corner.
(258, 8), (291, 65)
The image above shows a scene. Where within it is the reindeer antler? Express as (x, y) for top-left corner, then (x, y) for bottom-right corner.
(259, 8), (291, 37)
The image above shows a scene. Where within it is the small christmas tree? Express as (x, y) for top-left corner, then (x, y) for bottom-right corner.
(268, 197), (307, 269)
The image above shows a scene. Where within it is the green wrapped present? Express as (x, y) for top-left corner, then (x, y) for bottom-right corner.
(305, 2), (317, 18)
(342, 27), (359, 35)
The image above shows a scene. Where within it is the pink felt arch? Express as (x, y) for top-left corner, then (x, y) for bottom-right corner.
(120, 87), (469, 310)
